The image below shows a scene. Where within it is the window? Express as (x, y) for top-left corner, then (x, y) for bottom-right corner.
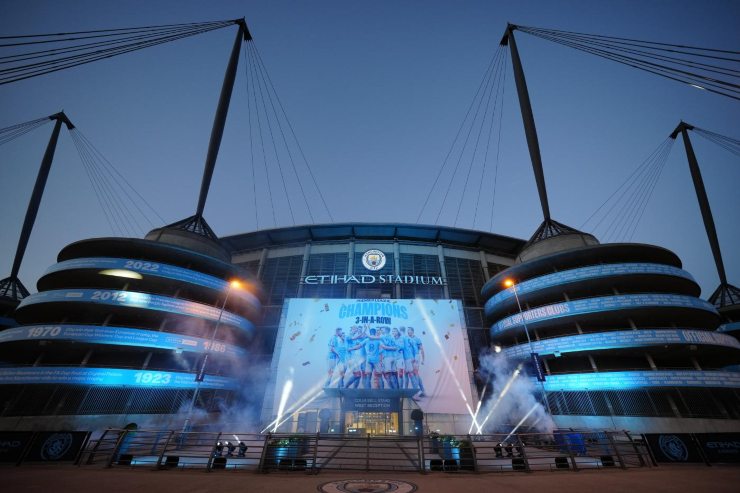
(399, 254), (444, 299)
(303, 253), (349, 299)
(445, 256), (486, 307)
(260, 255), (303, 305)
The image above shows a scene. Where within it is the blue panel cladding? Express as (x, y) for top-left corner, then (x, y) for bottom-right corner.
(44, 257), (261, 309)
(0, 324), (247, 357)
(0, 366), (238, 389)
(541, 370), (740, 391)
(503, 328), (740, 359)
(484, 262), (695, 315)
(490, 294), (717, 336)
(18, 289), (254, 332)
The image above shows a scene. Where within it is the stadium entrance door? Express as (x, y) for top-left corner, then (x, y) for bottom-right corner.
(344, 411), (399, 436)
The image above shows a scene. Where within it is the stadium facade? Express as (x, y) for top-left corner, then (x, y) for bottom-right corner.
(482, 232), (740, 433)
(0, 222), (738, 435)
(0, 228), (264, 430)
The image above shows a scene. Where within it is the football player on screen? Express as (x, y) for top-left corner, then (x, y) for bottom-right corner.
(407, 327), (426, 397)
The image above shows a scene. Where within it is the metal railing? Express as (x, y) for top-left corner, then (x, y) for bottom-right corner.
(76, 428), (651, 473)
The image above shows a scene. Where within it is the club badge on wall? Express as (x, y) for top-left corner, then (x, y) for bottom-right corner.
(362, 249), (386, 271)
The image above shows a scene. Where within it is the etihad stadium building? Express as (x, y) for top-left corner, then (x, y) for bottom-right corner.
(0, 222), (738, 435)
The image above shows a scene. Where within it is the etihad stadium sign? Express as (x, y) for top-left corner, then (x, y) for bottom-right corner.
(301, 249), (447, 286)
(300, 274), (446, 285)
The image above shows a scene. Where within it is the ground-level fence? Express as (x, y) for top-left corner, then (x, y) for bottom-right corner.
(73, 429), (651, 473)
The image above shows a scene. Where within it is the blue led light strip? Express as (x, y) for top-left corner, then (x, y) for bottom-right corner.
(541, 370), (740, 391)
(485, 263), (694, 313)
(719, 322), (740, 334)
(18, 289), (253, 332)
(491, 293), (717, 335)
(0, 324), (247, 357)
(504, 328), (740, 359)
(0, 366), (237, 389)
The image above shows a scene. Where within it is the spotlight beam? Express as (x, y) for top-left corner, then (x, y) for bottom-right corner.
(503, 402), (539, 443)
(478, 363), (523, 432)
(417, 302), (480, 428)
(468, 384), (488, 434)
(274, 369), (294, 432)
(261, 378), (325, 432)
(261, 378), (328, 433)
(263, 387), (325, 433)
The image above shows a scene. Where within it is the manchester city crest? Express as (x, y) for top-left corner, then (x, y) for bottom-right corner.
(658, 434), (689, 462)
(40, 432), (74, 461)
(362, 249), (386, 271)
(318, 479), (417, 493)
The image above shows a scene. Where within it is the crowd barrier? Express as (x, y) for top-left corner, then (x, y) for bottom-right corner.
(67, 428), (653, 473)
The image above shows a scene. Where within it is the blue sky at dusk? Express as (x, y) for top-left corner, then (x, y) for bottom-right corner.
(0, 0), (738, 297)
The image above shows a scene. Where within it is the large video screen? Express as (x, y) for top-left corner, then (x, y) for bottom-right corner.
(272, 298), (475, 415)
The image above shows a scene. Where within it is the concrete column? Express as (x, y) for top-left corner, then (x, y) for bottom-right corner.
(437, 245), (450, 298)
(588, 355), (598, 372)
(297, 242), (312, 298)
(667, 394), (683, 418)
(480, 251), (490, 281)
(645, 353), (658, 370)
(690, 356), (702, 370)
(604, 398), (618, 426)
(80, 349), (93, 366)
(256, 247), (268, 278)
(346, 241), (355, 298)
(542, 358), (552, 375)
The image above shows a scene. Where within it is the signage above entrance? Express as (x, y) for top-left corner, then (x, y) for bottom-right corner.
(300, 274), (446, 286)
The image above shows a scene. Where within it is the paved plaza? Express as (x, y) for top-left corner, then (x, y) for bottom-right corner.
(4, 464), (740, 493)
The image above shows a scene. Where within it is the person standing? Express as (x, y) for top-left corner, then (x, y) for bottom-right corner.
(379, 326), (399, 389)
(399, 327), (416, 390)
(392, 327), (406, 389)
(345, 326), (365, 388)
(364, 328), (383, 389)
(326, 328), (347, 388)
(407, 327), (426, 397)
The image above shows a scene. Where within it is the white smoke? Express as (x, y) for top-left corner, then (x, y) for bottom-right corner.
(474, 351), (554, 434)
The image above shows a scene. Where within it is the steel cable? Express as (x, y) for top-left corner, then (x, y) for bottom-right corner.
(242, 44), (259, 230)
(416, 49), (501, 223)
(435, 50), (504, 224)
(455, 48), (506, 226)
(517, 27), (740, 100)
(245, 42), (277, 227)
(249, 42), (315, 224)
(0, 116), (51, 146)
(0, 20), (235, 85)
(69, 128), (165, 236)
(489, 53), (508, 233)
(249, 42), (334, 222)
(248, 43), (296, 225)
(473, 48), (507, 228)
(582, 139), (671, 238)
